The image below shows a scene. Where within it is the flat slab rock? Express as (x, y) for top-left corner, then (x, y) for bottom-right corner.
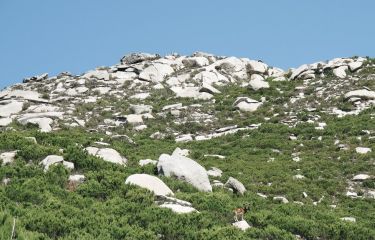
(86, 147), (127, 165)
(125, 174), (174, 196)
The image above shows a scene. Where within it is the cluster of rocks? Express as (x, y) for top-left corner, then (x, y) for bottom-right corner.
(1, 52), (373, 145)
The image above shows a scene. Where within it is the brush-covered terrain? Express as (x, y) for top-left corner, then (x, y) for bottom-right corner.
(0, 53), (374, 239)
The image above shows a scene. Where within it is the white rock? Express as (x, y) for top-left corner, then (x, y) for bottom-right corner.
(348, 61), (363, 72)
(159, 203), (197, 214)
(346, 191), (358, 198)
(207, 167), (223, 177)
(139, 63), (174, 82)
(193, 70), (229, 86)
(171, 86), (213, 100)
(83, 70), (110, 80)
(0, 151), (17, 165)
(182, 57), (209, 67)
(232, 220), (251, 231)
(233, 97), (262, 112)
(340, 217), (356, 223)
(0, 90), (46, 102)
(125, 174), (174, 196)
(130, 104), (152, 114)
(86, 147), (127, 165)
(355, 147), (372, 154)
(273, 196), (289, 204)
(225, 177), (246, 195)
(290, 64), (309, 80)
(247, 60), (268, 74)
(40, 155), (74, 171)
(293, 174), (305, 180)
(0, 117), (12, 126)
(333, 66), (348, 78)
(352, 174), (371, 181)
(175, 134), (194, 143)
(344, 89), (375, 100)
(257, 193), (268, 198)
(130, 92), (150, 100)
(0, 101), (24, 117)
(203, 154), (226, 159)
(125, 114), (144, 125)
(121, 53), (159, 64)
(68, 174), (85, 183)
(172, 147), (189, 157)
(207, 57), (249, 79)
(249, 78), (270, 91)
(23, 117), (54, 132)
(139, 159), (158, 166)
(158, 150), (212, 192)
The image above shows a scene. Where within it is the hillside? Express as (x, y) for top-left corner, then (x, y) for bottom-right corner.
(0, 52), (374, 239)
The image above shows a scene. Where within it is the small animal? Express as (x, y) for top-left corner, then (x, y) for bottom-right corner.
(233, 205), (249, 222)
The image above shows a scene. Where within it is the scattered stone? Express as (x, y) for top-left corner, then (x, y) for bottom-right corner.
(273, 196), (289, 204)
(355, 147), (372, 154)
(340, 217), (356, 223)
(68, 174), (85, 183)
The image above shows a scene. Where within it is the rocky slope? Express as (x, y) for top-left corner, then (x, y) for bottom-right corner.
(0, 52), (374, 239)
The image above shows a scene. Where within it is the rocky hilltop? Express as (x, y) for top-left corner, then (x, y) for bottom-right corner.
(0, 52), (374, 239)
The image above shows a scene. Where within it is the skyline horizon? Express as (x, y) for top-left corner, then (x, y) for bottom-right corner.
(1, 0), (374, 89)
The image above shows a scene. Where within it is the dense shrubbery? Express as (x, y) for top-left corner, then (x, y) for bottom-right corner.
(0, 106), (374, 239)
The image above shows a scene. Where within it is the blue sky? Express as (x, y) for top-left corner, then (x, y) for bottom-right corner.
(1, 0), (374, 89)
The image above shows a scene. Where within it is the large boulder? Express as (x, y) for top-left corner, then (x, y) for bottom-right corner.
(249, 78), (270, 91)
(233, 97), (262, 112)
(86, 147), (127, 165)
(125, 174), (174, 196)
(139, 63), (174, 82)
(157, 149), (212, 192)
(225, 177), (246, 195)
(333, 66), (348, 78)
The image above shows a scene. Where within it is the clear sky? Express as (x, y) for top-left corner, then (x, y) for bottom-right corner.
(1, 0), (374, 89)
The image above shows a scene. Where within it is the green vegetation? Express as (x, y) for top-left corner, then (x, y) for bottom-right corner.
(0, 106), (374, 239)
